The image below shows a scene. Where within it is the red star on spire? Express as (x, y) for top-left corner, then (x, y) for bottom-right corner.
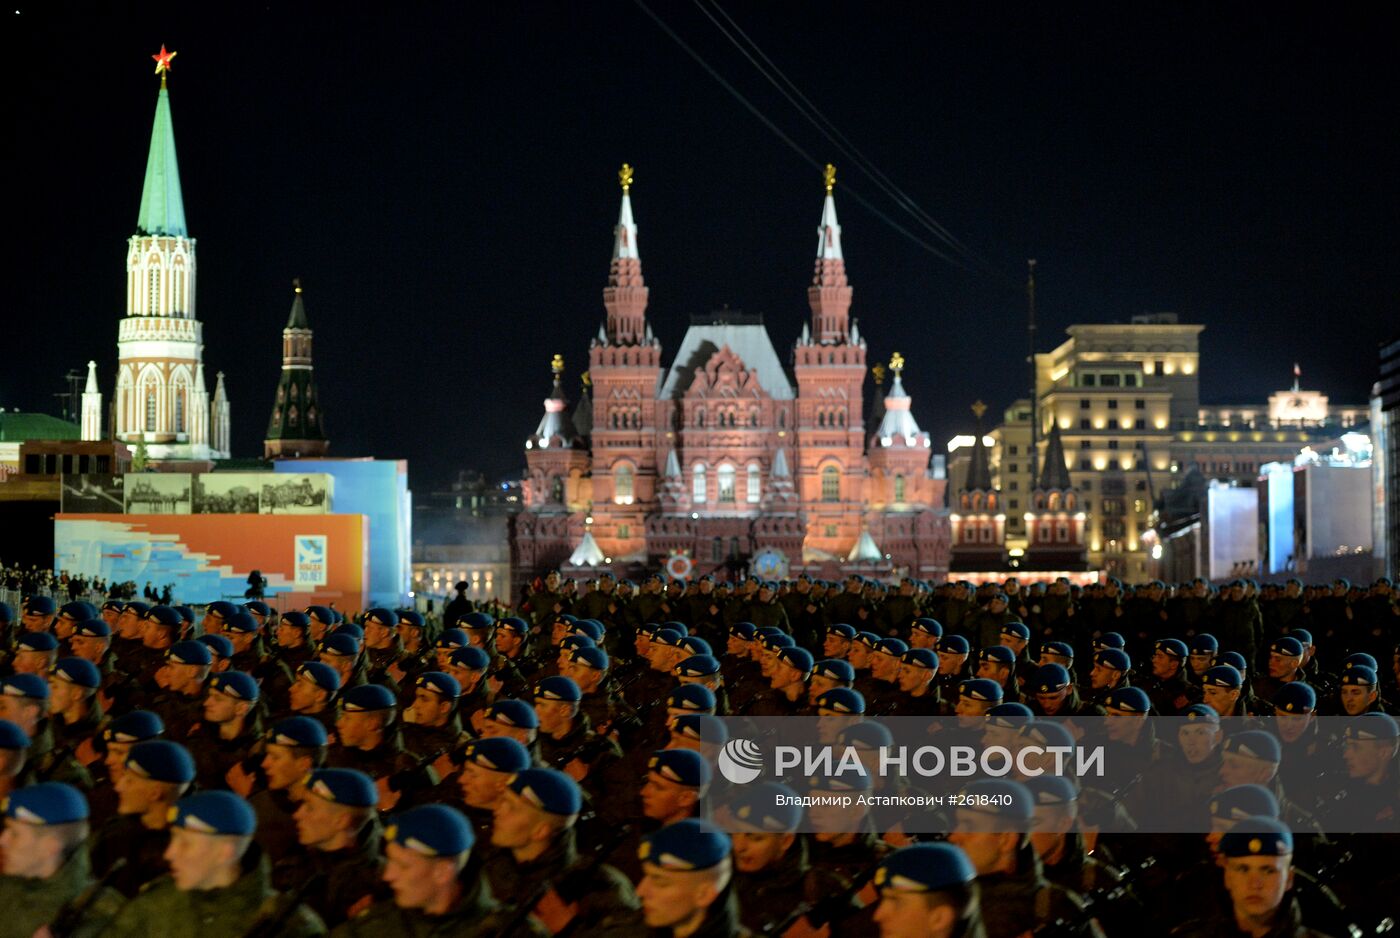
(152, 44), (177, 79)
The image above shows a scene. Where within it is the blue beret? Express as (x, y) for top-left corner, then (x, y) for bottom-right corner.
(639, 818), (731, 871)
(205, 601), (238, 620)
(459, 737), (532, 772)
(1181, 703), (1221, 725)
(762, 634), (795, 652)
(671, 713), (728, 745)
(534, 676), (581, 703)
(1155, 639), (1188, 659)
(4, 782), (89, 825)
(144, 606), (181, 630)
(649, 749), (712, 788)
(306, 605), (335, 625)
(224, 611), (260, 634)
(675, 654), (720, 678)
(1273, 683), (1316, 714)
(364, 608), (397, 627)
(459, 612), (496, 631)
(17, 632), (58, 653)
(1210, 784), (1280, 821)
(416, 671), (462, 699)
(75, 618), (111, 638)
(999, 622), (1031, 641)
(816, 687), (866, 714)
(397, 610), (425, 630)
(306, 768), (378, 808)
(572, 620), (605, 642)
(0, 603), (13, 622)
(1342, 712), (1400, 741)
(652, 629), (684, 648)
(1190, 633), (1219, 653)
(197, 634), (235, 659)
(826, 623), (857, 639)
(0, 720), (31, 750)
(104, 710), (164, 743)
(875, 843), (976, 893)
(52, 657), (102, 690)
(387, 804), (475, 856)
(244, 601), (273, 618)
(1094, 649), (1131, 671)
(279, 611), (311, 631)
(321, 632), (361, 657)
(854, 632), (880, 648)
(1094, 632), (1127, 650)
(1343, 653), (1379, 672)
(559, 635), (595, 654)
(1202, 665), (1243, 689)
(1219, 651), (1248, 673)
(776, 647), (814, 674)
(59, 601), (97, 621)
(754, 626), (783, 639)
(960, 678), (1003, 702)
(342, 684), (397, 712)
(126, 740), (195, 783)
(171, 791), (256, 836)
(1219, 816), (1293, 857)
(987, 703), (1035, 728)
(838, 721), (894, 750)
(1041, 641), (1075, 659)
(509, 767), (582, 816)
(900, 648), (939, 670)
(1031, 664), (1071, 693)
(731, 782), (803, 833)
(175, 606), (195, 623)
(268, 716), (328, 748)
(1026, 776), (1079, 806)
(1105, 687), (1151, 714)
(1022, 721), (1075, 749)
(297, 661), (342, 693)
(23, 596), (56, 616)
(730, 622), (758, 640)
(667, 684), (716, 712)
(875, 638), (909, 656)
(497, 617), (529, 636)
(1269, 637), (1304, 657)
(488, 699), (538, 729)
(911, 618), (943, 637)
(1340, 666), (1378, 687)
(449, 645), (492, 671)
(938, 635), (970, 655)
(1, 673), (49, 700)
(956, 780), (1033, 821)
(679, 636), (711, 657)
(1289, 629), (1313, 646)
(1224, 730), (1282, 763)
(168, 640), (213, 666)
(979, 645), (1016, 665)
(122, 602), (151, 618)
(209, 671), (260, 702)
(435, 629), (469, 650)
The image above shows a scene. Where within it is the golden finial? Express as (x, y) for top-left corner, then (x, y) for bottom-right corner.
(292, 277), (303, 295)
(618, 164), (634, 194)
(889, 352), (905, 375)
(152, 45), (177, 86)
(823, 164), (837, 194)
(871, 363), (887, 385)
(551, 354), (565, 375)
(971, 400), (987, 420)
(581, 371), (592, 388)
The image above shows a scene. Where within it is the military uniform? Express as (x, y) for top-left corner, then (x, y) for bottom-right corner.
(329, 866), (543, 937)
(482, 826), (642, 936)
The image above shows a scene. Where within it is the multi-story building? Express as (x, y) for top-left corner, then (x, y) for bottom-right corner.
(509, 166), (949, 585)
(1376, 336), (1400, 580)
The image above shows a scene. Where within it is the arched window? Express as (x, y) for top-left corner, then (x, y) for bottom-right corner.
(712, 537), (723, 563)
(894, 474), (906, 502)
(821, 465), (840, 502)
(718, 464), (736, 503)
(693, 464), (707, 502)
(1048, 493), (1061, 511)
(614, 464), (634, 504)
(148, 267), (160, 315)
(747, 463), (761, 503)
(1038, 524), (1052, 543)
(837, 410), (845, 427)
(1066, 493), (1077, 510)
(694, 408), (705, 428)
(1055, 521), (1070, 542)
(550, 476), (564, 503)
(749, 407), (759, 427)
(145, 387), (157, 431)
(777, 410), (786, 429)
(971, 493), (983, 511)
(818, 412), (826, 428)
(174, 389), (185, 433)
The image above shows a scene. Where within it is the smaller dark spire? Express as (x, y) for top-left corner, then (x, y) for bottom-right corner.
(572, 372), (593, 440)
(965, 400), (993, 492)
(1036, 422), (1072, 491)
(286, 278), (309, 329)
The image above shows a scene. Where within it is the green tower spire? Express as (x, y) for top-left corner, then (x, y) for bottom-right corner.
(136, 78), (187, 237)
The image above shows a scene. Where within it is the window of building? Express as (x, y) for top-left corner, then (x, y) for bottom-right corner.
(1134, 419), (1146, 429)
(1008, 481), (1019, 491)
(1135, 480), (1147, 491)
(145, 388), (157, 431)
(729, 538), (741, 559)
(712, 538), (724, 563)
(694, 408), (705, 428)
(1081, 373), (1097, 387)
(1080, 399), (1090, 410)
(980, 525), (993, 543)
(1108, 399), (1118, 410)
(1101, 374), (1121, 387)
(693, 464), (707, 502)
(747, 464), (761, 503)
(1108, 459), (1120, 471)
(894, 474), (906, 502)
(1056, 521), (1070, 542)
(1009, 445), (1019, 455)
(618, 524), (630, 539)
(1108, 440), (1119, 450)
(1134, 399), (1146, 410)
(1080, 459), (1092, 470)
(1133, 499), (1146, 514)
(1103, 519), (1126, 539)
(174, 391), (185, 433)
(1008, 463), (1018, 474)
(824, 524), (838, 538)
(821, 465), (840, 501)
(1080, 440), (1091, 449)
(1009, 498), (1019, 509)
(717, 464), (736, 502)
(550, 477), (564, 503)
(613, 464), (634, 504)
(1125, 374), (1138, 387)
(1079, 419), (1091, 430)
(1103, 498), (1124, 515)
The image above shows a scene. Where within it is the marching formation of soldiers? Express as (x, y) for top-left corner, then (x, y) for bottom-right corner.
(0, 569), (1397, 936)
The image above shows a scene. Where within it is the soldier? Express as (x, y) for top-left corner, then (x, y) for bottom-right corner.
(1253, 637), (1309, 704)
(392, 610), (433, 684)
(1, 673), (90, 788)
(634, 819), (742, 937)
(199, 600), (237, 638)
(91, 739), (196, 897)
(317, 632), (367, 691)
(0, 719), (30, 801)
(908, 616), (943, 650)
(1330, 666), (1385, 716)
(864, 638), (908, 712)
(889, 648), (941, 715)
(267, 611), (316, 699)
(1025, 775), (1131, 927)
(445, 645), (496, 726)
(52, 600), (97, 651)
(976, 644), (1024, 705)
(483, 767), (643, 934)
(870, 841), (985, 938)
(306, 605), (336, 645)
(1139, 638), (1198, 715)
(88, 709), (165, 826)
(276, 768), (386, 928)
(251, 716), (329, 865)
(476, 698), (541, 754)
(1142, 704), (1223, 824)
(10, 630), (59, 675)
(46, 657), (104, 752)
(934, 635), (973, 706)
(137, 606), (183, 684)
(69, 617), (129, 713)
(823, 622), (857, 659)
(808, 657), (856, 706)
(955, 678), (1003, 720)
(1186, 633), (1219, 683)
(326, 683), (424, 811)
(0, 781), (124, 937)
(284, 661), (342, 736)
(109, 601), (150, 672)
(1027, 664), (1102, 719)
(747, 646), (813, 716)
(188, 670), (263, 791)
(225, 609), (276, 682)
(1100, 686), (1161, 803)
(1330, 712), (1400, 830)
(361, 608), (406, 685)
(103, 789), (326, 936)
(1084, 648), (1132, 707)
(1201, 664), (1248, 718)
(452, 736), (531, 845)
(534, 675), (624, 792)
(402, 671), (464, 759)
(198, 632), (236, 674)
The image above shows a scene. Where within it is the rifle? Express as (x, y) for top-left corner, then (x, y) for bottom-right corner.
(240, 872), (327, 938)
(1030, 856), (1154, 937)
(47, 858), (126, 938)
(763, 859), (880, 934)
(497, 822), (636, 937)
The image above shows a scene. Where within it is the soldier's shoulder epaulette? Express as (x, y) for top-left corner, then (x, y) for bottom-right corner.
(136, 874), (175, 896)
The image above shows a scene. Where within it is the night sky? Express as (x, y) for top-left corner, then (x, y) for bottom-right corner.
(7, 3), (1397, 489)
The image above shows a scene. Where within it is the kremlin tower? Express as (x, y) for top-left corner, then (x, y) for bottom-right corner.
(264, 279), (329, 458)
